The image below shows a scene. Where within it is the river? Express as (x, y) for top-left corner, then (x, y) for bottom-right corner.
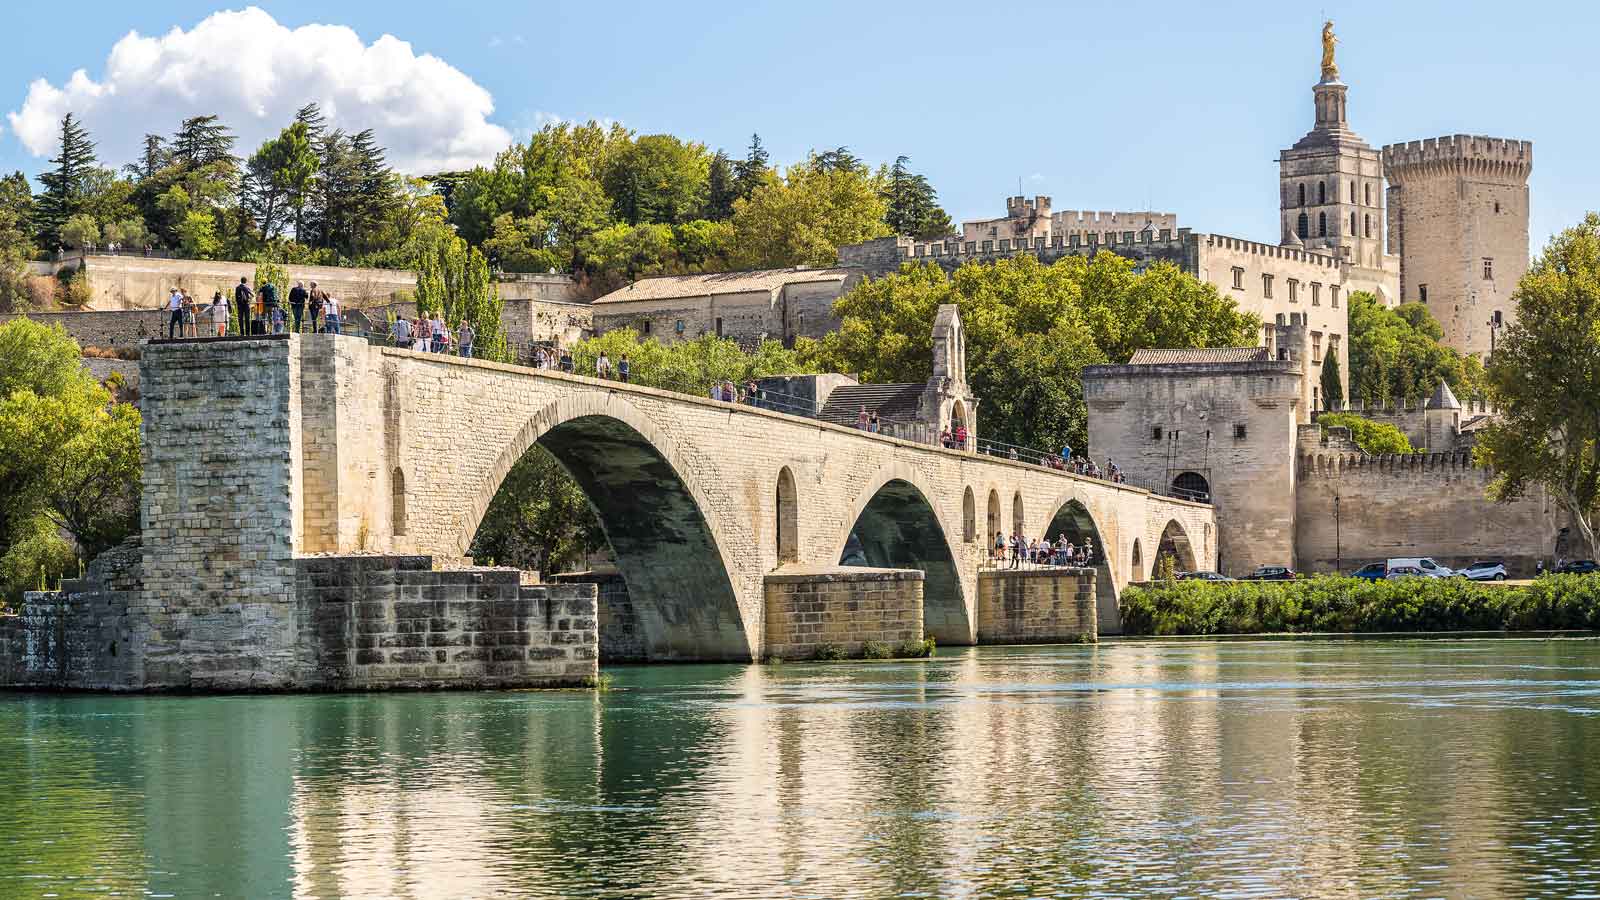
(3, 637), (1599, 899)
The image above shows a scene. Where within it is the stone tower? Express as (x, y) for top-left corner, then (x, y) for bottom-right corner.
(1278, 23), (1399, 304)
(1381, 135), (1533, 357)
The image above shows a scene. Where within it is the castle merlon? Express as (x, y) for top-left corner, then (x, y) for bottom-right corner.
(1381, 134), (1534, 176)
(1298, 449), (1482, 477)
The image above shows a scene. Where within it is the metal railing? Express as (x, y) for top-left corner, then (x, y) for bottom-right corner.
(978, 551), (1099, 571)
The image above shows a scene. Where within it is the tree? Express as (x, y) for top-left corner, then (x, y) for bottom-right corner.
(603, 134), (710, 226)
(176, 209), (220, 259)
(413, 231), (507, 361)
(802, 253), (1258, 453)
(730, 157), (891, 269)
(704, 151), (738, 220)
(0, 173), (37, 313)
(1477, 213), (1600, 558)
(1316, 412), (1412, 454)
(244, 122), (318, 241)
(35, 114), (99, 248)
(882, 156), (953, 240)
(1348, 290), (1483, 406)
(1320, 353), (1344, 410)
(732, 133), (769, 200)
(469, 445), (604, 573)
(59, 214), (99, 249)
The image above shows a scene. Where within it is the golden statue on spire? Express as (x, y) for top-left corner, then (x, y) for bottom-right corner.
(1321, 20), (1339, 81)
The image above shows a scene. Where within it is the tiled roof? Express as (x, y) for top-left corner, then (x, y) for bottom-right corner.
(819, 383), (926, 426)
(592, 267), (858, 304)
(1126, 347), (1270, 365)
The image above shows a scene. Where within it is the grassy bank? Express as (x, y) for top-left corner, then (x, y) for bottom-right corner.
(1119, 575), (1600, 636)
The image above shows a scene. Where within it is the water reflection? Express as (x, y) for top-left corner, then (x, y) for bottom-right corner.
(3, 638), (1599, 898)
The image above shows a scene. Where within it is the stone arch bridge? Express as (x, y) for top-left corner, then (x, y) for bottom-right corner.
(141, 335), (1215, 663)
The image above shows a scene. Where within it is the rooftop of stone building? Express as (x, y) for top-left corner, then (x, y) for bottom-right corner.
(592, 266), (861, 304)
(1426, 379), (1461, 410)
(1127, 348), (1271, 365)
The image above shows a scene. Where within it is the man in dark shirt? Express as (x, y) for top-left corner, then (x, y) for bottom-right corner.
(232, 277), (253, 336)
(306, 282), (326, 334)
(288, 281), (308, 333)
(259, 279), (279, 331)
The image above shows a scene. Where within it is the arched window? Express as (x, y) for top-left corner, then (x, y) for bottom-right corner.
(1131, 539), (1144, 582)
(986, 490), (1001, 542)
(1297, 213), (1309, 239)
(1172, 471), (1211, 502)
(1012, 491), (1025, 536)
(1297, 184), (1306, 207)
(1350, 212), (1357, 235)
(391, 467), (407, 536)
(1364, 183), (1372, 205)
(776, 467), (799, 563)
(962, 487), (976, 543)
(1318, 212), (1327, 236)
(1318, 182), (1326, 205)
(1349, 181), (1356, 203)
(1364, 215), (1372, 238)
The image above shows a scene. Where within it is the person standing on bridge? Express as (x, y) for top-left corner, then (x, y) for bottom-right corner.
(233, 277), (254, 336)
(164, 288), (184, 340)
(207, 293), (228, 336)
(323, 294), (341, 334)
(595, 351), (612, 379)
(458, 320), (476, 358)
(307, 282), (326, 334)
(856, 406), (869, 430)
(617, 354), (630, 382)
(392, 315), (413, 349)
(288, 282), (308, 333)
(994, 532), (1006, 562)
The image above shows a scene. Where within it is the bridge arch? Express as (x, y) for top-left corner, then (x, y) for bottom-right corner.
(1042, 493), (1121, 633)
(460, 393), (750, 660)
(1157, 519), (1199, 573)
(833, 464), (968, 645)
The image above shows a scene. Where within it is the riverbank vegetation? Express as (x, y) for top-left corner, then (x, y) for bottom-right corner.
(1119, 576), (1600, 636)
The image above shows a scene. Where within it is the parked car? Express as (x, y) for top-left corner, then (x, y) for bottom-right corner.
(1246, 565), (1297, 581)
(1556, 559), (1600, 575)
(1352, 562), (1388, 581)
(1386, 557), (1457, 578)
(1385, 565), (1430, 579)
(1459, 560), (1508, 581)
(1178, 571), (1235, 582)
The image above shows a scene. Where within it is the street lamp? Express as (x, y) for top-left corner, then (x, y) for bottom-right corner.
(1334, 493), (1342, 574)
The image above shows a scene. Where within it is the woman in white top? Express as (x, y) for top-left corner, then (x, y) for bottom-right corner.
(323, 295), (341, 334)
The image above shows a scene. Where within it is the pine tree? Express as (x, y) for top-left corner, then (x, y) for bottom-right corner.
(1321, 354), (1344, 411)
(35, 114), (98, 248)
(881, 155), (953, 240)
(704, 151), (737, 220)
(171, 115), (236, 169)
(733, 133), (769, 200)
(124, 134), (166, 181)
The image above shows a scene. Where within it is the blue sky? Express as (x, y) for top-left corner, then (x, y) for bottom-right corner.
(2, 0), (1590, 249)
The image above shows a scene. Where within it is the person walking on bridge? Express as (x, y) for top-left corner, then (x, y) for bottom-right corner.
(233, 277), (254, 336)
(596, 351), (612, 379)
(165, 288), (184, 339)
(288, 281), (307, 333)
(307, 282), (326, 334)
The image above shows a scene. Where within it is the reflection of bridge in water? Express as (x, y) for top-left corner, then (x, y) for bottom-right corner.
(219, 333), (1213, 658)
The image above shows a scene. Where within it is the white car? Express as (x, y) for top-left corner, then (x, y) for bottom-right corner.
(1459, 560), (1508, 581)
(1387, 557), (1457, 578)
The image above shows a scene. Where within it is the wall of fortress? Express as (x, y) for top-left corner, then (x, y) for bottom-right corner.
(1294, 449), (1559, 577)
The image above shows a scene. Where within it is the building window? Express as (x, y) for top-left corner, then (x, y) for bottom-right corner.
(1297, 184), (1306, 207)
(1311, 282), (1322, 306)
(1330, 285), (1340, 308)
(1318, 212), (1327, 236)
(1231, 266), (1244, 289)
(1152, 425), (1164, 441)
(1419, 284), (1428, 303)
(1494, 201), (1501, 214)
(1349, 181), (1356, 203)
(1364, 214), (1372, 238)
(1312, 331), (1323, 364)
(1234, 423), (1248, 440)
(1350, 212), (1357, 235)
(1365, 183), (1372, 205)
(1297, 213), (1309, 239)
(1262, 274), (1274, 298)
(1318, 182), (1326, 205)
(715, 317), (724, 337)
(675, 319), (685, 333)
(641, 319), (652, 335)
(1483, 258), (1494, 280)
(1288, 279), (1299, 302)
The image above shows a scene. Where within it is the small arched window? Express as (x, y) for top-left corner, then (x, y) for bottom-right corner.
(962, 487), (976, 543)
(1318, 182), (1326, 205)
(1318, 212), (1327, 237)
(1364, 215), (1373, 238)
(1297, 213), (1309, 239)
(1364, 183), (1372, 205)
(986, 490), (1001, 542)
(1349, 181), (1356, 203)
(1297, 184), (1306, 207)
(1012, 491), (1025, 536)
(1350, 212), (1357, 235)
(776, 467), (799, 563)
(391, 468), (407, 536)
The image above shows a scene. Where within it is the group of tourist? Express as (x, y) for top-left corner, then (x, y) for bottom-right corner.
(992, 532), (1095, 568)
(939, 424), (970, 449)
(165, 276), (347, 340)
(855, 406), (882, 433)
(391, 313), (476, 357)
(531, 346), (575, 372)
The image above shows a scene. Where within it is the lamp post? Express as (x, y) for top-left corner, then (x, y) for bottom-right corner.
(1334, 493), (1342, 574)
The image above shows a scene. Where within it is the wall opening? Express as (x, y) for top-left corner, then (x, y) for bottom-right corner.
(1172, 471), (1211, 502)
(1012, 491), (1025, 536)
(391, 468), (407, 536)
(1158, 520), (1199, 573)
(776, 466), (799, 563)
(1131, 539), (1144, 582)
(962, 486), (976, 543)
(1044, 499), (1118, 633)
(841, 478), (968, 644)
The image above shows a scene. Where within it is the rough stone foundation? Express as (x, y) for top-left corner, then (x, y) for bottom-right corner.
(551, 571), (643, 662)
(763, 566), (923, 660)
(976, 568), (1098, 645)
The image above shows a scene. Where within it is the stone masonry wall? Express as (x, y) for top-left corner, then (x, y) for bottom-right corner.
(0, 309), (167, 348)
(551, 571), (643, 662)
(762, 567), (923, 660)
(0, 541), (143, 689)
(296, 556), (596, 689)
(976, 568), (1097, 645)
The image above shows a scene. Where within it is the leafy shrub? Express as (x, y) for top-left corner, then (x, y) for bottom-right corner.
(812, 643), (848, 661)
(860, 640), (893, 660)
(1119, 575), (1600, 636)
(894, 636), (937, 658)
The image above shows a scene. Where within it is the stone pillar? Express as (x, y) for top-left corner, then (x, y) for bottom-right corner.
(976, 568), (1098, 645)
(762, 567), (924, 660)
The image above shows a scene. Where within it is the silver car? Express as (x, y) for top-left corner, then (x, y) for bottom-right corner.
(1459, 560), (1508, 581)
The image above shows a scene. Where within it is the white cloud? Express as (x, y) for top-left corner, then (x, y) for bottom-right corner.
(7, 6), (514, 173)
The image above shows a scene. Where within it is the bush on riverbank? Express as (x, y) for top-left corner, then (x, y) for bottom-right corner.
(1119, 575), (1600, 635)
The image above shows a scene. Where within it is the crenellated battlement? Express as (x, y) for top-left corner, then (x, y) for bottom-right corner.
(1051, 210), (1178, 232)
(1204, 233), (1341, 269)
(894, 226), (1195, 264)
(1298, 448), (1483, 478)
(1381, 134), (1533, 180)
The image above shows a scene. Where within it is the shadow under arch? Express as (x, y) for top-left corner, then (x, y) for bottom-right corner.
(836, 474), (968, 645)
(460, 396), (749, 661)
(1158, 519), (1198, 572)
(1042, 498), (1120, 634)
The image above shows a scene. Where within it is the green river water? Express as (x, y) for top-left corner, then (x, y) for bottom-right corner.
(3, 637), (1599, 899)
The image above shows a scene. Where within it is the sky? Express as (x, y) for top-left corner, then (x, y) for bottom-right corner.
(1, 0), (1592, 250)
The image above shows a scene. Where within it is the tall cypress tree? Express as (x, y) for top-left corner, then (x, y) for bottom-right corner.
(733, 133), (768, 200)
(704, 151), (737, 220)
(1321, 354), (1344, 411)
(35, 113), (98, 248)
(883, 155), (953, 240)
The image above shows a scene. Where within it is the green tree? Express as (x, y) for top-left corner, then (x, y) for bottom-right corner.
(1477, 213), (1600, 558)
(244, 121), (318, 241)
(731, 157), (891, 268)
(732, 133), (769, 201)
(176, 209), (221, 258)
(1348, 290), (1483, 406)
(59, 214), (99, 249)
(0, 172), (36, 312)
(802, 253), (1257, 453)
(603, 134), (709, 226)
(704, 150), (738, 220)
(882, 155), (953, 240)
(469, 445), (604, 573)
(1320, 353), (1344, 410)
(35, 114), (99, 248)
(1316, 412), (1413, 454)
(413, 231), (507, 361)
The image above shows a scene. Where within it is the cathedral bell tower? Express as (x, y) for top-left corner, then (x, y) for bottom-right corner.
(1278, 22), (1388, 284)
